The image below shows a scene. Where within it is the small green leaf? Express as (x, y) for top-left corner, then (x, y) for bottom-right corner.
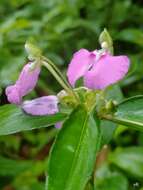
(0, 104), (67, 135)
(46, 105), (100, 190)
(104, 95), (143, 132)
(109, 147), (143, 178)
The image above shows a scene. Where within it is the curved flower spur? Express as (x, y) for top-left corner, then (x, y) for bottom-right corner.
(5, 29), (130, 126)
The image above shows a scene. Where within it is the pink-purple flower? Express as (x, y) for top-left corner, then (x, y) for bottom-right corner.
(5, 63), (59, 116)
(67, 49), (130, 89)
(6, 63), (40, 104)
(22, 96), (59, 116)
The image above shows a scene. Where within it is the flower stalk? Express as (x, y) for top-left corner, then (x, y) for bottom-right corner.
(42, 59), (79, 102)
(42, 56), (73, 91)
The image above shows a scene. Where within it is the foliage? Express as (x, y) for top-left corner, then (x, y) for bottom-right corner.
(0, 0), (143, 190)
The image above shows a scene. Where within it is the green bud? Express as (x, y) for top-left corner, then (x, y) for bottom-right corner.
(25, 41), (42, 61)
(99, 28), (114, 54)
(105, 100), (115, 112)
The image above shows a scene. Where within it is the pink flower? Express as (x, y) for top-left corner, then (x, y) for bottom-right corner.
(55, 122), (63, 129)
(5, 63), (59, 116)
(22, 96), (59, 115)
(67, 49), (130, 89)
(5, 85), (21, 105)
(6, 63), (40, 104)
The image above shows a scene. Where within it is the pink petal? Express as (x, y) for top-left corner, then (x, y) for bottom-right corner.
(5, 85), (21, 104)
(5, 63), (40, 104)
(67, 49), (91, 87)
(22, 96), (59, 115)
(16, 63), (40, 97)
(55, 122), (63, 129)
(84, 52), (130, 89)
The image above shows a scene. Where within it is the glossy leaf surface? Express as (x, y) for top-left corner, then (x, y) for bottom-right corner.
(47, 105), (100, 190)
(0, 104), (67, 135)
(108, 96), (143, 132)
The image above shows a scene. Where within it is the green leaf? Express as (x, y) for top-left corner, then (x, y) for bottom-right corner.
(46, 105), (100, 190)
(0, 104), (67, 135)
(109, 147), (143, 178)
(95, 164), (128, 190)
(104, 95), (143, 132)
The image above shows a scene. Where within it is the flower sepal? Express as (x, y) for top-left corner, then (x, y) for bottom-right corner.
(57, 90), (79, 109)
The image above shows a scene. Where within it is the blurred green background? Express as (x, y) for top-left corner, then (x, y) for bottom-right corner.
(0, 0), (143, 189)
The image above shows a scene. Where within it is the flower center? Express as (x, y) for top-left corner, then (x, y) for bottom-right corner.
(88, 49), (105, 71)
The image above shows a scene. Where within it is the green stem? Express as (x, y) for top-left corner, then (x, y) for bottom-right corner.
(42, 60), (79, 101)
(42, 56), (73, 90)
(42, 61), (70, 92)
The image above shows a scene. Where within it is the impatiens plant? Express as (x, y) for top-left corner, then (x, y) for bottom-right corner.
(1, 29), (143, 190)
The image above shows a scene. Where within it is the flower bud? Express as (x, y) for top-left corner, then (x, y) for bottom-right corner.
(25, 41), (42, 70)
(25, 41), (42, 61)
(101, 41), (108, 49)
(99, 28), (113, 54)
